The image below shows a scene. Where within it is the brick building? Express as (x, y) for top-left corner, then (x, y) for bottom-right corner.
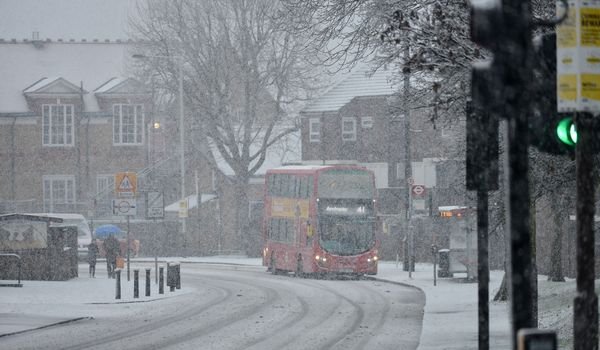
(299, 64), (471, 261)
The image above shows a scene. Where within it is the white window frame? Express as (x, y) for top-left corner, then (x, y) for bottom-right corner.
(342, 117), (357, 142)
(441, 125), (452, 137)
(42, 104), (74, 147)
(113, 104), (144, 145)
(361, 116), (374, 129)
(95, 174), (115, 217)
(43, 175), (76, 212)
(309, 118), (320, 143)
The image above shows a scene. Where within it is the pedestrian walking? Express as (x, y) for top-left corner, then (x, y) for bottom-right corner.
(87, 239), (99, 278)
(104, 234), (120, 278)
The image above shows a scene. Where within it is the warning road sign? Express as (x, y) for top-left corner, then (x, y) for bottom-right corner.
(115, 172), (137, 198)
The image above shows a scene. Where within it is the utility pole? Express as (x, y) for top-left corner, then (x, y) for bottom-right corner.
(403, 45), (413, 275)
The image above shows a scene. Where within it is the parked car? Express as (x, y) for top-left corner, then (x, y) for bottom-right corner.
(28, 213), (92, 261)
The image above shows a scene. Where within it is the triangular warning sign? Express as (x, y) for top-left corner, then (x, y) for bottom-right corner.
(118, 175), (134, 192)
(115, 172), (137, 197)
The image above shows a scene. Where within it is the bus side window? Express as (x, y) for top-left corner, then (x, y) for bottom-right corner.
(307, 176), (314, 196)
(299, 177), (307, 198)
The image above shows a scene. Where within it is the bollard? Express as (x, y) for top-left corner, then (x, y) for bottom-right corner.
(176, 263), (181, 289)
(159, 266), (164, 294)
(134, 269), (139, 298)
(115, 269), (121, 300)
(145, 268), (151, 297)
(167, 263), (176, 292)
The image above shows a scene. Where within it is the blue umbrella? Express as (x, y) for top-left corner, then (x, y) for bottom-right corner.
(94, 224), (122, 238)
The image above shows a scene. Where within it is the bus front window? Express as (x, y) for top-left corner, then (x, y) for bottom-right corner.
(319, 217), (375, 255)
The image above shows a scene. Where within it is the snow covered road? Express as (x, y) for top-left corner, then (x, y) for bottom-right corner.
(2, 263), (425, 350)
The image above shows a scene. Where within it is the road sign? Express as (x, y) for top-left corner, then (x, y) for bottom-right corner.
(557, 0), (600, 112)
(178, 199), (188, 218)
(147, 191), (164, 219)
(412, 184), (426, 196)
(113, 198), (137, 216)
(115, 172), (137, 198)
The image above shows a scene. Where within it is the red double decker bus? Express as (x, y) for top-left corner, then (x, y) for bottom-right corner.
(262, 164), (379, 277)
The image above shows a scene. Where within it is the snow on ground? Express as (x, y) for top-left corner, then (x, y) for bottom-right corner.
(0, 257), (579, 349)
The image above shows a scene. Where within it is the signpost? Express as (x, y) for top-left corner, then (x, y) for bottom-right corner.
(557, 3), (600, 348)
(114, 172), (137, 282)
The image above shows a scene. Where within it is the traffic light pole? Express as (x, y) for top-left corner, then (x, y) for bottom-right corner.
(502, 1), (536, 348)
(573, 112), (598, 350)
(477, 188), (489, 350)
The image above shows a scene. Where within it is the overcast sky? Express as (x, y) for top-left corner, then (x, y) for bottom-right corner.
(0, 0), (138, 40)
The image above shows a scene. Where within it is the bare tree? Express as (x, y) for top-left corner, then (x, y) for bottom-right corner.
(130, 0), (318, 254)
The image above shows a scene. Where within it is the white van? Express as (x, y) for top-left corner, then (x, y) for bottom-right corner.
(28, 213), (92, 259)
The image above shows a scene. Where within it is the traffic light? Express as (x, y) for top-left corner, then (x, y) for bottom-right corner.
(466, 65), (499, 192)
(467, 0), (501, 192)
(529, 32), (577, 155)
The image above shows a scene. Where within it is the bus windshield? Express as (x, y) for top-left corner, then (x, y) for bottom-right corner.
(317, 169), (374, 198)
(318, 199), (376, 255)
(319, 217), (375, 255)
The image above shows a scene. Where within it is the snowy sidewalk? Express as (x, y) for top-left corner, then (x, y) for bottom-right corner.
(375, 261), (511, 350)
(0, 258), (511, 349)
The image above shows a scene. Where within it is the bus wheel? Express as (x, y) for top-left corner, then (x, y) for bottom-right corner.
(295, 255), (304, 278)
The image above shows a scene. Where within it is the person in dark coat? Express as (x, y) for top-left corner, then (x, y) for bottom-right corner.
(87, 239), (99, 278)
(104, 234), (120, 278)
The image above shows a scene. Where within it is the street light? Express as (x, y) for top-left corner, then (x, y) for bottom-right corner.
(133, 54), (187, 247)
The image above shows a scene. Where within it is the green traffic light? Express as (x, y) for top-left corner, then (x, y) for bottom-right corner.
(556, 117), (577, 146)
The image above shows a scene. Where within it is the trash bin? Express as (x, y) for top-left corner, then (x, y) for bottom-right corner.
(167, 262), (179, 291)
(437, 249), (452, 278)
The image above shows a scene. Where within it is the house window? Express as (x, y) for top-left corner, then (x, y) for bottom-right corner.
(95, 175), (115, 217)
(43, 175), (75, 212)
(441, 125), (452, 137)
(113, 104), (144, 145)
(309, 118), (320, 142)
(361, 116), (374, 129)
(342, 117), (357, 141)
(42, 104), (74, 146)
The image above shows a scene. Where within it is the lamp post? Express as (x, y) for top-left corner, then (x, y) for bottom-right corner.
(133, 54), (187, 249)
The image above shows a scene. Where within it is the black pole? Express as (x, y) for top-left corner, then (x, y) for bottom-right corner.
(145, 268), (151, 297)
(115, 269), (121, 300)
(477, 189), (489, 350)
(159, 266), (164, 294)
(573, 112), (598, 350)
(134, 269), (139, 299)
(176, 264), (181, 289)
(127, 215), (131, 281)
(502, 1), (535, 347)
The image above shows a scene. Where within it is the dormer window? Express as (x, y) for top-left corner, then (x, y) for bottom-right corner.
(42, 104), (74, 146)
(113, 104), (144, 145)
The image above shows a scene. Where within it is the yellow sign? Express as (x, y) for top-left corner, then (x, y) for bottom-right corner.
(178, 199), (188, 218)
(558, 74), (578, 101)
(115, 172), (137, 198)
(581, 8), (600, 47)
(557, 1), (600, 111)
(271, 198), (309, 218)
